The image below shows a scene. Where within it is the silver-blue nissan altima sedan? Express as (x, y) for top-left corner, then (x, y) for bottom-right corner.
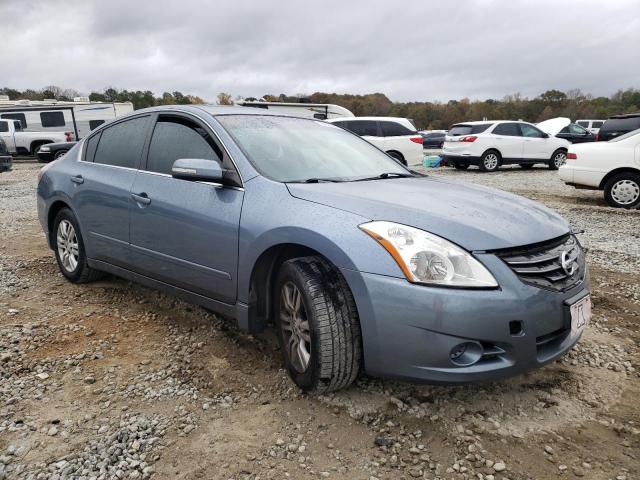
(37, 106), (591, 393)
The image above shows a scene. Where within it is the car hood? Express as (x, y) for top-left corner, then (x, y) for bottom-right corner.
(287, 177), (569, 251)
(537, 117), (571, 136)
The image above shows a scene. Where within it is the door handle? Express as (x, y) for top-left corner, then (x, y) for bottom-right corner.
(70, 175), (84, 184)
(131, 193), (151, 205)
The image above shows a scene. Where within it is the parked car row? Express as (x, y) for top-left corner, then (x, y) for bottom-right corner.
(0, 118), (72, 156)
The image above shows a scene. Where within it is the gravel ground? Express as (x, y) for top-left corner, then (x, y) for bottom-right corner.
(0, 163), (639, 480)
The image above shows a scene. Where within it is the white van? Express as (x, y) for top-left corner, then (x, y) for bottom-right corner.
(237, 101), (353, 120)
(0, 98), (134, 139)
(328, 117), (424, 166)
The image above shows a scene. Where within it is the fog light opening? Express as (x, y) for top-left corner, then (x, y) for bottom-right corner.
(449, 341), (483, 367)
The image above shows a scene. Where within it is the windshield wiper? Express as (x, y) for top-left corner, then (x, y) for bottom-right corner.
(300, 178), (344, 183)
(352, 172), (416, 182)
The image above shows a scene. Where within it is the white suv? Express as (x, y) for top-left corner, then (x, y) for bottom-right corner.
(442, 121), (571, 172)
(328, 117), (424, 166)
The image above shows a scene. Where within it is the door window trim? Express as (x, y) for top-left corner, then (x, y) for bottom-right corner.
(142, 110), (243, 187)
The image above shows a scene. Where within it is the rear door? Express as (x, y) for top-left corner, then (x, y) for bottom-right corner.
(490, 123), (524, 160)
(128, 113), (243, 304)
(0, 121), (16, 152)
(72, 114), (151, 266)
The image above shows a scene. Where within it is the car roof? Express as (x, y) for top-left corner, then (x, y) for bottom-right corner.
(609, 112), (640, 119)
(131, 104), (302, 118)
(452, 120), (529, 125)
(327, 116), (409, 122)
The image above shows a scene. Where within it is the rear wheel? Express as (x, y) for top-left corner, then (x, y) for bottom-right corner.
(548, 150), (567, 170)
(604, 173), (640, 208)
(274, 257), (361, 393)
(479, 151), (500, 172)
(53, 208), (103, 283)
(453, 163), (470, 170)
(387, 151), (406, 165)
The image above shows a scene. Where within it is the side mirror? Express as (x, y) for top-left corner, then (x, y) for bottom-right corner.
(171, 158), (225, 183)
(542, 132), (550, 138)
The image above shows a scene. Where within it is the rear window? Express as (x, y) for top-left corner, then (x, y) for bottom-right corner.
(448, 123), (492, 136)
(591, 121), (603, 128)
(600, 117), (640, 132)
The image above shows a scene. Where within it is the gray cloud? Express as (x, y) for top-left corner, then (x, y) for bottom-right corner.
(2, 0), (639, 102)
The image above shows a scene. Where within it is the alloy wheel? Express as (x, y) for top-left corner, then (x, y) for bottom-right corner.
(611, 179), (640, 205)
(554, 151), (567, 168)
(57, 220), (79, 272)
(280, 281), (311, 373)
(484, 153), (499, 170)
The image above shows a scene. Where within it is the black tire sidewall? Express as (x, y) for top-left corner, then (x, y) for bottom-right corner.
(548, 150), (566, 170)
(53, 208), (89, 282)
(454, 163), (469, 170)
(604, 173), (640, 209)
(274, 262), (321, 390)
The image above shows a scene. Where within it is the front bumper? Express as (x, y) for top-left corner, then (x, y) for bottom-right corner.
(36, 151), (55, 163)
(0, 155), (12, 172)
(341, 253), (590, 384)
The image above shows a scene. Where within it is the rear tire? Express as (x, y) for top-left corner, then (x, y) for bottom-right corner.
(274, 257), (361, 393)
(548, 149), (567, 170)
(603, 172), (640, 209)
(479, 151), (500, 172)
(453, 163), (470, 170)
(387, 150), (406, 165)
(53, 208), (103, 283)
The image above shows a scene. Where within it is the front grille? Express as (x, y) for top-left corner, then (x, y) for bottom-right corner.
(496, 234), (585, 292)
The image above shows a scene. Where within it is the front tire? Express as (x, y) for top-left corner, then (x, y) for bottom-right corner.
(548, 150), (567, 170)
(479, 151), (500, 172)
(274, 257), (361, 393)
(53, 208), (102, 283)
(604, 173), (640, 209)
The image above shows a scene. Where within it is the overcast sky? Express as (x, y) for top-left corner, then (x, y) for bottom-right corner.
(2, 0), (639, 102)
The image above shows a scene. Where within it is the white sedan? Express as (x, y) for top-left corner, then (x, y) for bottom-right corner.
(559, 129), (640, 208)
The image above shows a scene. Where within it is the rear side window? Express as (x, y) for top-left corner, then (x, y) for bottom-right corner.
(93, 116), (149, 169)
(40, 111), (66, 127)
(493, 123), (521, 136)
(146, 117), (222, 175)
(448, 124), (492, 136)
(0, 122), (7, 133)
(380, 121), (415, 136)
(1, 113), (27, 128)
(601, 117), (640, 132)
(84, 132), (101, 163)
(341, 120), (378, 136)
(89, 119), (105, 131)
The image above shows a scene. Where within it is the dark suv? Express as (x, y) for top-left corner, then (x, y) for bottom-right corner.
(598, 113), (640, 141)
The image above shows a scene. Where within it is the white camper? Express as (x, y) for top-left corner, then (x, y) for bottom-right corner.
(237, 101), (354, 120)
(0, 97), (134, 139)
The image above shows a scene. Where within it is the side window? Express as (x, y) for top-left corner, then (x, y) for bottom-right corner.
(89, 119), (105, 131)
(93, 116), (149, 169)
(558, 126), (570, 134)
(591, 121), (603, 128)
(0, 122), (7, 133)
(568, 124), (587, 134)
(576, 121), (589, 128)
(342, 121), (378, 137)
(40, 111), (66, 128)
(332, 121), (346, 129)
(380, 121), (413, 136)
(1, 113), (27, 128)
(520, 124), (545, 138)
(84, 132), (101, 163)
(146, 117), (222, 175)
(492, 123), (521, 136)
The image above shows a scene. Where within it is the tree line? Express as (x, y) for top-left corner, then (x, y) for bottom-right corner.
(2, 85), (638, 130)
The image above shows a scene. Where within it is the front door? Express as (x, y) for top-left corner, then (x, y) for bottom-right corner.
(520, 123), (553, 159)
(129, 114), (243, 304)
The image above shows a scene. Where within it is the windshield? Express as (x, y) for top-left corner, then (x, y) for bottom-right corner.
(217, 115), (409, 182)
(608, 127), (640, 142)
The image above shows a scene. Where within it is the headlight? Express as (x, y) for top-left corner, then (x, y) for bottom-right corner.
(359, 221), (497, 287)
(39, 146), (50, 152)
